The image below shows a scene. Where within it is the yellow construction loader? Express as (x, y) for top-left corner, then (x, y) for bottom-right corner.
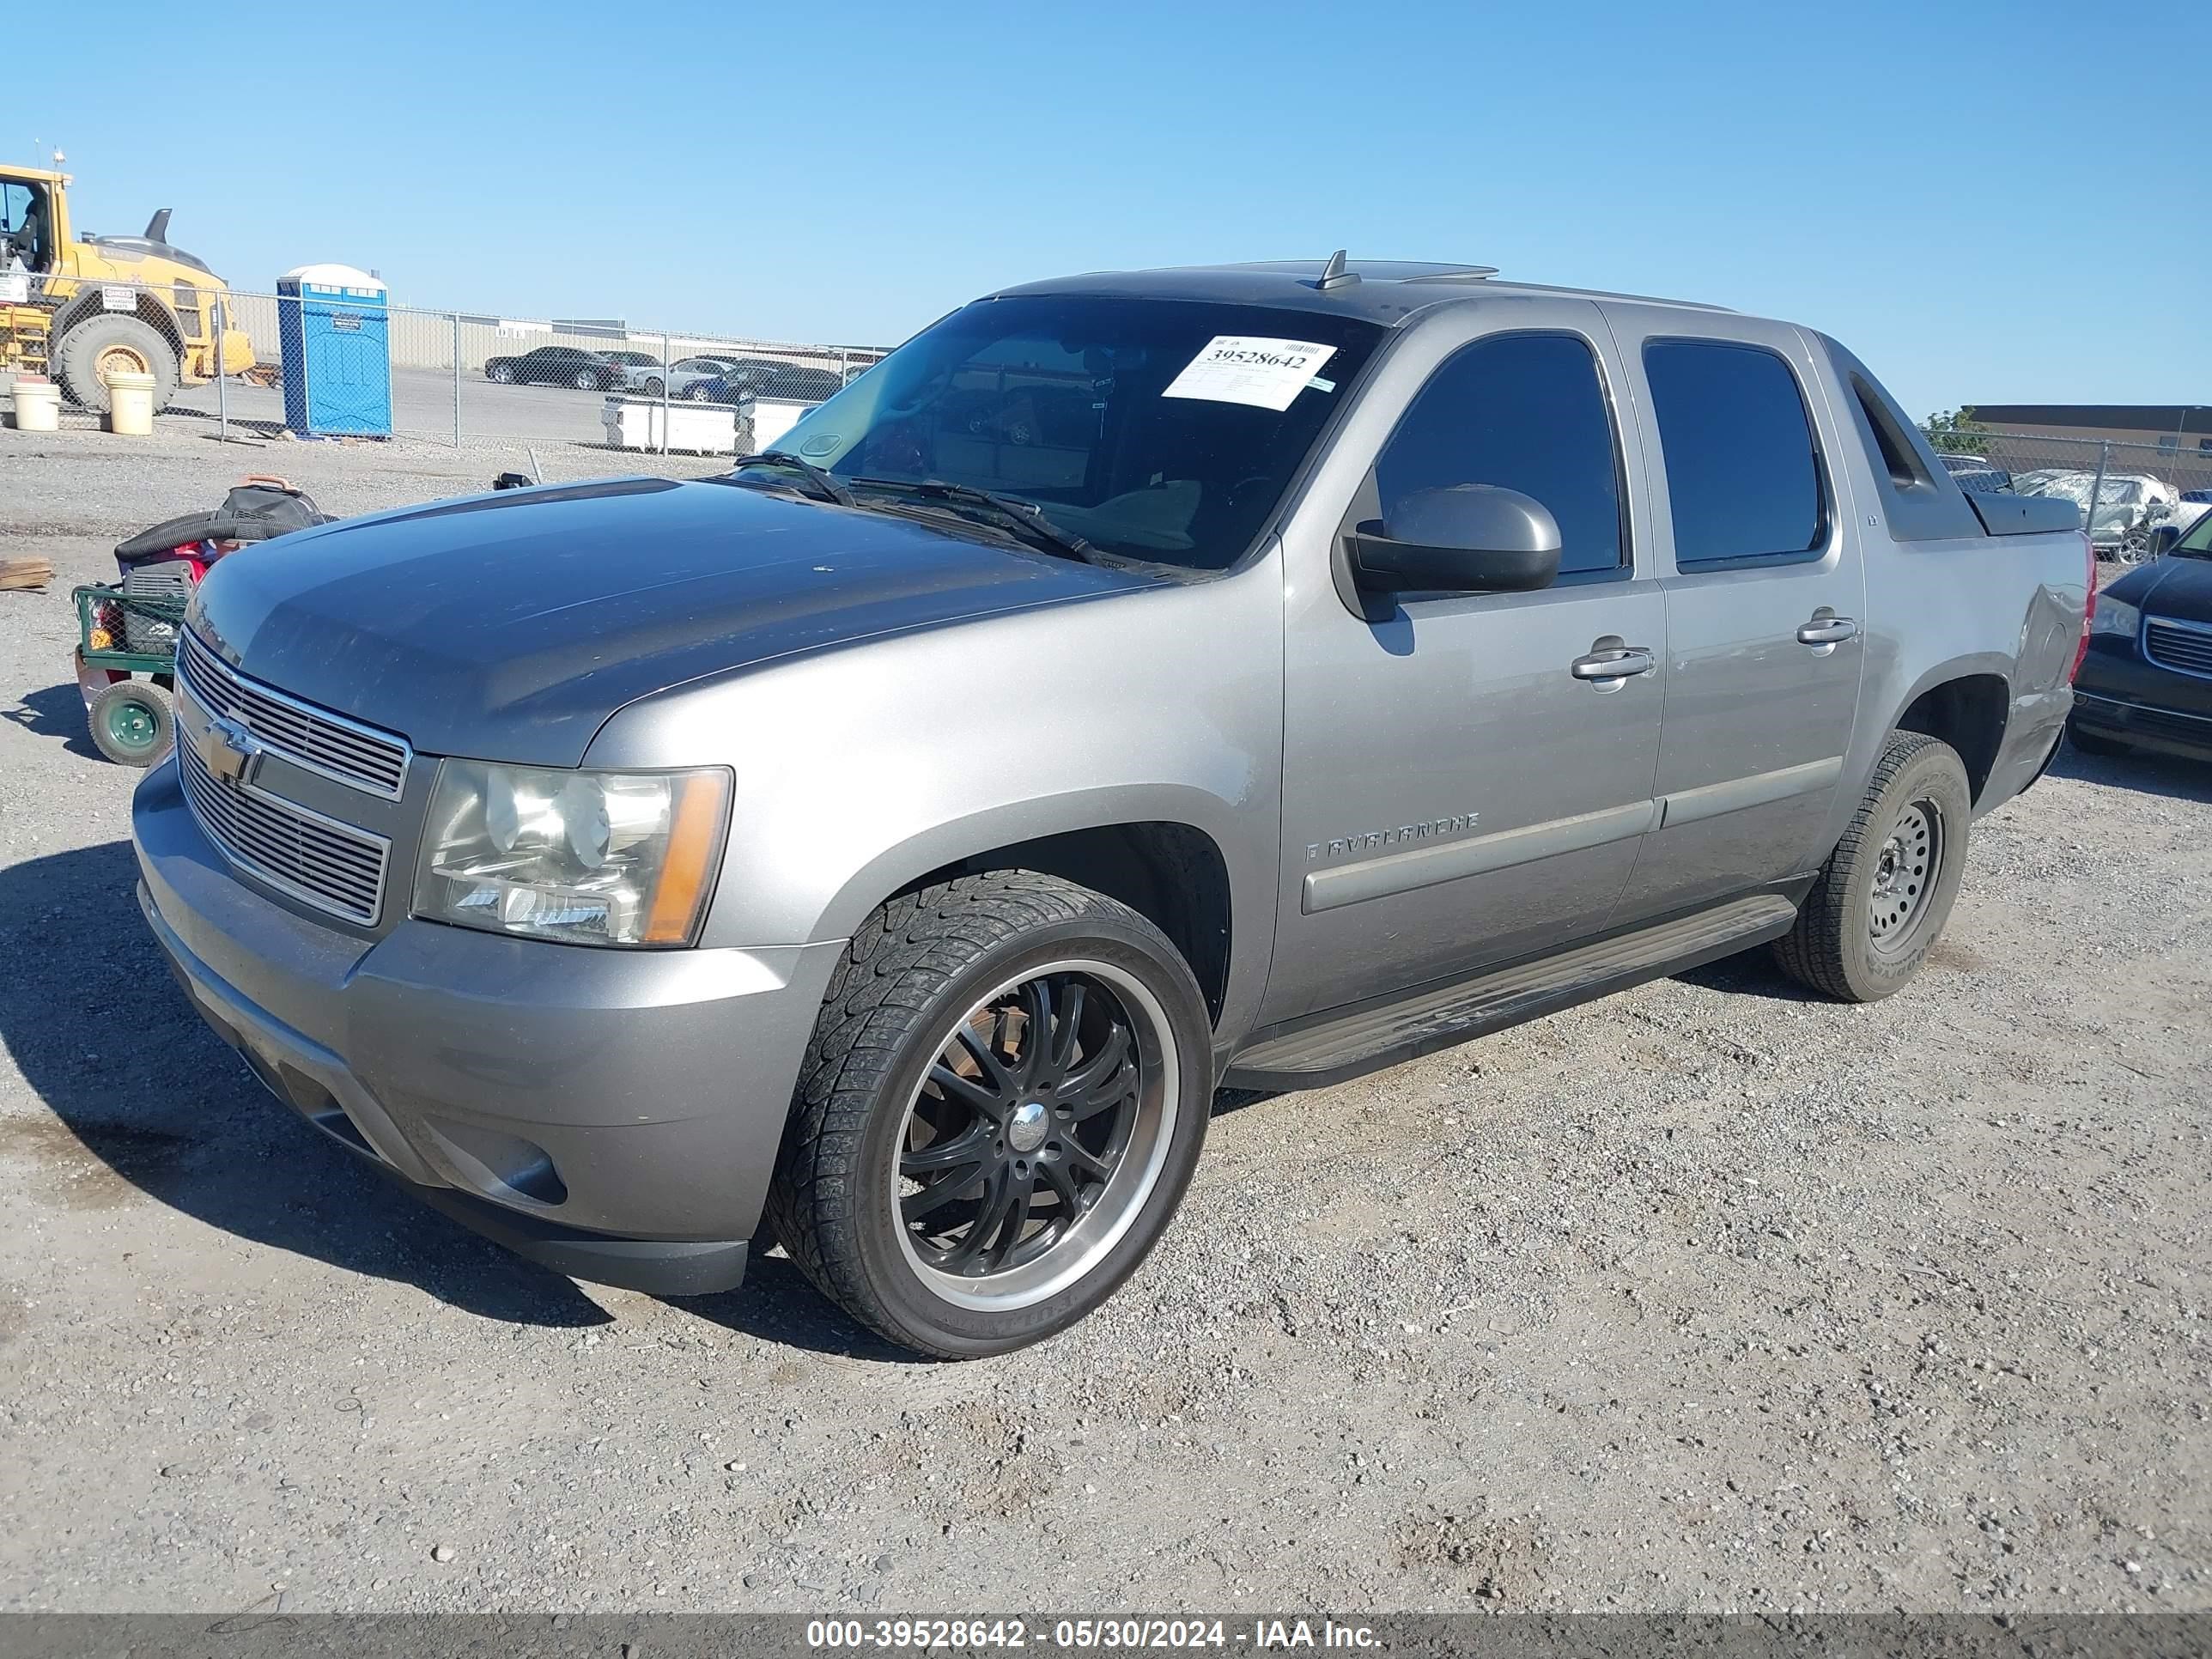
(2, 162), (253, 414)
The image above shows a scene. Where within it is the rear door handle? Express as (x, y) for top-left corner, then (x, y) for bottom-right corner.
(1571, 646), (1656, 683)
(1796, 616), (1859, 647)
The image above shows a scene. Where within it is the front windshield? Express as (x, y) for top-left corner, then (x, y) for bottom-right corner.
(757, 294), (1387, 571)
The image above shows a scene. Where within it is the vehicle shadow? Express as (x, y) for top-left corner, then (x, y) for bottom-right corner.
(0, 841), (873, 1350)
(2045, 742), (2212, 805)
(1674, 949), (1826, 1005)
(0, 840), (1310, 1360)
(3, 682), (100, 761)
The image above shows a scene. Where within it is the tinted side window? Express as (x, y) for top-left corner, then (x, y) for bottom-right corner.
(1375, 333), (1624, 577)
(1644, 340), (1824, 568)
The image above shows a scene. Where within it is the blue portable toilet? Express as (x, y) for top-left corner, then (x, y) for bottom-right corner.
(277, 263), (392, 438)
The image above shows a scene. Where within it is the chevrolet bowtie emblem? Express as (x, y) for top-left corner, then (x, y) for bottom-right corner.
(197, 712), (263, 786)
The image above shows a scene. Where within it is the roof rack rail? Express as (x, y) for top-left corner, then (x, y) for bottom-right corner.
(1305, 252), (1501, 291)
(1395, 267), (1501, 284)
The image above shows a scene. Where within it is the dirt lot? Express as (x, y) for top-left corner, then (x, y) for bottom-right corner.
(0, 416), (2205, 1616)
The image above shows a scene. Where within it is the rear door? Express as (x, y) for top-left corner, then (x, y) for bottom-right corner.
(1603, 312), (1866, 920)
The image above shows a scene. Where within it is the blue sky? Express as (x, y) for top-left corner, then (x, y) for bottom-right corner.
(26, 0), (2209, 419)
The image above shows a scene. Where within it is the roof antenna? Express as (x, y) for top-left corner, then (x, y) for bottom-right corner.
(1315, 249), (1359, 291)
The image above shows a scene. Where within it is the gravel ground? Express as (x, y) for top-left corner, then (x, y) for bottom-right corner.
(0, 417), (2205, 1617)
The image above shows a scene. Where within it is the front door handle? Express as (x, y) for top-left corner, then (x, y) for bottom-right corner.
(1571, 645), (1657, 683)
(1796, 616), (1859, 647)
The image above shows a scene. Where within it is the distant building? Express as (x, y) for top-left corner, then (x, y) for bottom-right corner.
(1972, 404), (2212, 458)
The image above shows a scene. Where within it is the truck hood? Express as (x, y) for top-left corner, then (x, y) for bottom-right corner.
(188, 477), (1146, 766)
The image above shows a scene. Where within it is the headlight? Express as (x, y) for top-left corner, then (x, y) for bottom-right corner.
(2090, 598), (2141, 639)
(414, 760), (730, 947)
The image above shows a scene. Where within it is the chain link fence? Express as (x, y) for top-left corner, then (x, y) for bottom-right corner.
(1928, 428), (2212, 562)
(3, 273), (887, 456)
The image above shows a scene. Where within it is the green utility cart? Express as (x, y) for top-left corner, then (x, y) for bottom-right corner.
(72, 583), (186, 767)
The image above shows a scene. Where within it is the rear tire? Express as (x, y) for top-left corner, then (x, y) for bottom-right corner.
(765, 872), (1213, 1358)
(88, 678), (174, 768)
(1773, 732), (1970, 1003)
(642, 377), (665, 398)
(55, 314), (179, 415)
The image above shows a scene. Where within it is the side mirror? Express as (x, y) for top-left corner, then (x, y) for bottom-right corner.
(1348, 484), (1563, 597)
(2154, 523), (2182, 557)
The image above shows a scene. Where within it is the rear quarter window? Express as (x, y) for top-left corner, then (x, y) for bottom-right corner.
(1643, 339), (1826, 569)
(1820, 337), (1984, 542)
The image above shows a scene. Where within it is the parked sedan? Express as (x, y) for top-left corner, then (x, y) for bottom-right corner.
(684, 357), (807, 403)
(695, 361), (863, 406)
(621, 355), (750, 399)
(483, 346), (626, 391)
(2071, 507), (2212, 760)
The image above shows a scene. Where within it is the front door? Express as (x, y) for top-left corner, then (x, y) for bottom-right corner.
(1606, 318), (1867, 921)
(1263, 307), (1667, 1027)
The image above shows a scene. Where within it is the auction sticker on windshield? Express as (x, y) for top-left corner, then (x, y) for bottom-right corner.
(1163, 337), (1338, 412)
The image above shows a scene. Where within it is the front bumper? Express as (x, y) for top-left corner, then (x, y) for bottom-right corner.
(2069, 690), (2212, 761)
(131, 757), (845, 1296)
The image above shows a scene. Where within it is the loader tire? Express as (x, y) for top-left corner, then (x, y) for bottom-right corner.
(56, 315), (179, 416)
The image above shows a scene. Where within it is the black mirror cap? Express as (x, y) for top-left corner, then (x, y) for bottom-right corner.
(2154, 524), (2182, 556)
(1349, 483), (1564, 596)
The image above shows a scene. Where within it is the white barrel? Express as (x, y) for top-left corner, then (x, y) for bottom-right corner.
(10, 376), (60, 432)
(105, 369), (156, 436)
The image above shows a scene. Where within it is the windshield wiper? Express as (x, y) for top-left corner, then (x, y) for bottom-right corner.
(726, 452), (855, 507)
(852, 477), (1097, 564)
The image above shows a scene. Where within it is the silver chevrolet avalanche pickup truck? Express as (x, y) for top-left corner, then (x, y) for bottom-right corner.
(133, 258), (2093, 1356)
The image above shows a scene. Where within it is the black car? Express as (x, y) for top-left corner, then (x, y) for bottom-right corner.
(696, 361), (865, 406)
(483, 345), (624, 391)
(2071, 508), (2212, 760)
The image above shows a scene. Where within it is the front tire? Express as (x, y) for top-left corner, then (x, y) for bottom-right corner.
(1773, 732), (1971, 1002)
(486, 362), (516, 384)
(766, 873), (1213, 1358)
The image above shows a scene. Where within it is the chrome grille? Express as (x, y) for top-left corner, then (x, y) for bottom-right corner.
(2145, 617), (2212, 680)
(177, 708), (391, 926)
(177, 629), (410, 798)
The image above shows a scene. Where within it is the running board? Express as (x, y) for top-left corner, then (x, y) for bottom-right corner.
(1224, 894), (1798, 1091)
